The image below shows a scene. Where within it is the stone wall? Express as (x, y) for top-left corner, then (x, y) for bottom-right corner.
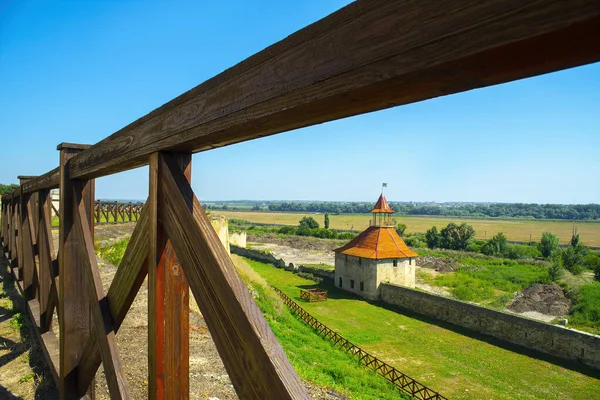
(209, 215), (230, 254)
(230, 245), (333, 282)
(334, 254), (416, 300)
(334, 254), (379, 299)
(229, 231), (247, 248)
(380, 283), (600, 370)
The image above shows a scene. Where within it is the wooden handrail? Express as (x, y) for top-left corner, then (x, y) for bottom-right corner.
(2, 1), (600, 398)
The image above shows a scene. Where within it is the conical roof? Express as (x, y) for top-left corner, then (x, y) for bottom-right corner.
(371, 194), (393, 213)
(334, 226), (419, 260)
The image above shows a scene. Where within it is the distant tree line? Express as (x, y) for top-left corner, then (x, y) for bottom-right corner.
(263, 201), (600, 220)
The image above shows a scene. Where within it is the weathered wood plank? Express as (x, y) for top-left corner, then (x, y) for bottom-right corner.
(21, 167), (60, 195)
(148, 153), (190, 399)
(59, 0), (600, 180)
(72, 180), (130, 399)
(58, 144), (96, 399)
(38, 189), (57, 332)
(77, 203), (149, 392)
(159, 153), (308, 399)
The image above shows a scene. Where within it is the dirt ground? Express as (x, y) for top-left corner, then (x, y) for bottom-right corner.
(2, 223), (344, 399)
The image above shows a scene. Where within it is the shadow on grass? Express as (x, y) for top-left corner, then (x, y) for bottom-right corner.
(1, 260), (59, 399)
(294, 277), (600, 380)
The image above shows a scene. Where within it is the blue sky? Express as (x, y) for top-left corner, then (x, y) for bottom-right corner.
(1, 0), (598, 204)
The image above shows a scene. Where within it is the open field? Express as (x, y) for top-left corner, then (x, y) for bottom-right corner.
(217, 210), (600, 247)
(245, 257), (600, 400)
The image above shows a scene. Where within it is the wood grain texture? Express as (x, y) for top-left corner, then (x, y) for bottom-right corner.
(72, 180), (131, 399)
(149, 153), (190, 400)
(56, 0), (600, 181)
(21, 167), (60, 195)
(78, 203), (149, 392)
(159, 154), (308, 399)
(38, 189), (57, 332)
(58, 146), (96, 399)
(20, 191), (37, 299)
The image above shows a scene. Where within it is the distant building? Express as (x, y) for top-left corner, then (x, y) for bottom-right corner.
(333, 194), (418, 300)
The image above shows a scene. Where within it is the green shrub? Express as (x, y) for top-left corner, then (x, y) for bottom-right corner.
(569, 283), (600, 334)
(504, 244), (541, 260)
(278, 226), (297, 235)
(337, 232), (357, 240)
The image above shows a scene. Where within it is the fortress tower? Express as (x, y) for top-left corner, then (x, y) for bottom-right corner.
(333, 193), (418, 300)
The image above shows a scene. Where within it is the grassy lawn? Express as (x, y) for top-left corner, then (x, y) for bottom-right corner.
(303, 263), (335, 271)
(416, 252), (550, 308)
(232, 255), (408, 399)
(244, 257), (600, 400)
(218, 210), (600, 247)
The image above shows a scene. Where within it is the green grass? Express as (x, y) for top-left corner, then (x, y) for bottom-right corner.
(420, 257), (550, 308)
(95, 237), (130, 267)
(243, 257), (600, 400)
(232, 255), (408, 399)
(568, 283), (600, 335)
(303, 263), (335, 271)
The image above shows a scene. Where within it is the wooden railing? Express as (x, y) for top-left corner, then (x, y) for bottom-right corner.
(1, 1), (599, 398)
(94, 201), (144, 224)
(273, 287), (447, 400)
(300, 288), (328, 302)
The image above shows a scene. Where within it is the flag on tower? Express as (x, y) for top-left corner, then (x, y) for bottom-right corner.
(382, 183), (387, 187)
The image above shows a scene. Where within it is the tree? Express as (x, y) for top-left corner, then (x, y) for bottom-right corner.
(562, 234), (588, 275)
(483, 232), (508, 255)
(439, 222), (475, 250)
(425, 226), (440, 249)
(251, 204), (261, 211)
(395, 223), (407, 237)
(538, 232), (559, 258)
(0, 183), (18, 195)
(324, 213), (330, 229)
(548, 260), (563, 282)
(299, 216), (319, 229)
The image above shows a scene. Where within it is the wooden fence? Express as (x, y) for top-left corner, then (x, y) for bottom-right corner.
(1, 1), (599, 398)
(273, 287), (447, 400)
(94, 201), (144, 224)
(300, 288), (328, 303)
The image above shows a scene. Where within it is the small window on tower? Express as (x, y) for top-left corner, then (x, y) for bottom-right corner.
(339, 277), (343, 287)
(345, 254), (348, 262)
(409, 258), (412, 265)
(350, 280), (355, 289)
(359, 258), (362, 266)
(393, 260), (398, 267)
(360, 282), (364, 291)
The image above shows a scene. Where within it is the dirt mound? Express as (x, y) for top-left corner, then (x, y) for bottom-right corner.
(508, 283), (571, 316)
(248, 233), (345, 252)
(418, 256), (461, 272)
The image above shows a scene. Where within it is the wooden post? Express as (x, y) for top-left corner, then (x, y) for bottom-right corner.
(149, 152), (190, 400)
(38, 188), (57, 332)
(58, 143), (96, 399)
(19, 176), (38, 300)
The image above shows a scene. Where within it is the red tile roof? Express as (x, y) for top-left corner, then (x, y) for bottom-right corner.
(334, 226), (419, 260)
(371, 194), (393, 213)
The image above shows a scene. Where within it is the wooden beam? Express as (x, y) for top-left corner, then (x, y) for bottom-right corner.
(38, 189), (57, 332)
(77, 203), (149, 392)
(72, 180), (130, 399)
(52, 0), (600, 181)
(58, 144), (96, 399)
(158, 153), (308, 399)
(20, 167), (60, 195)
(149, 153), (190, 399)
